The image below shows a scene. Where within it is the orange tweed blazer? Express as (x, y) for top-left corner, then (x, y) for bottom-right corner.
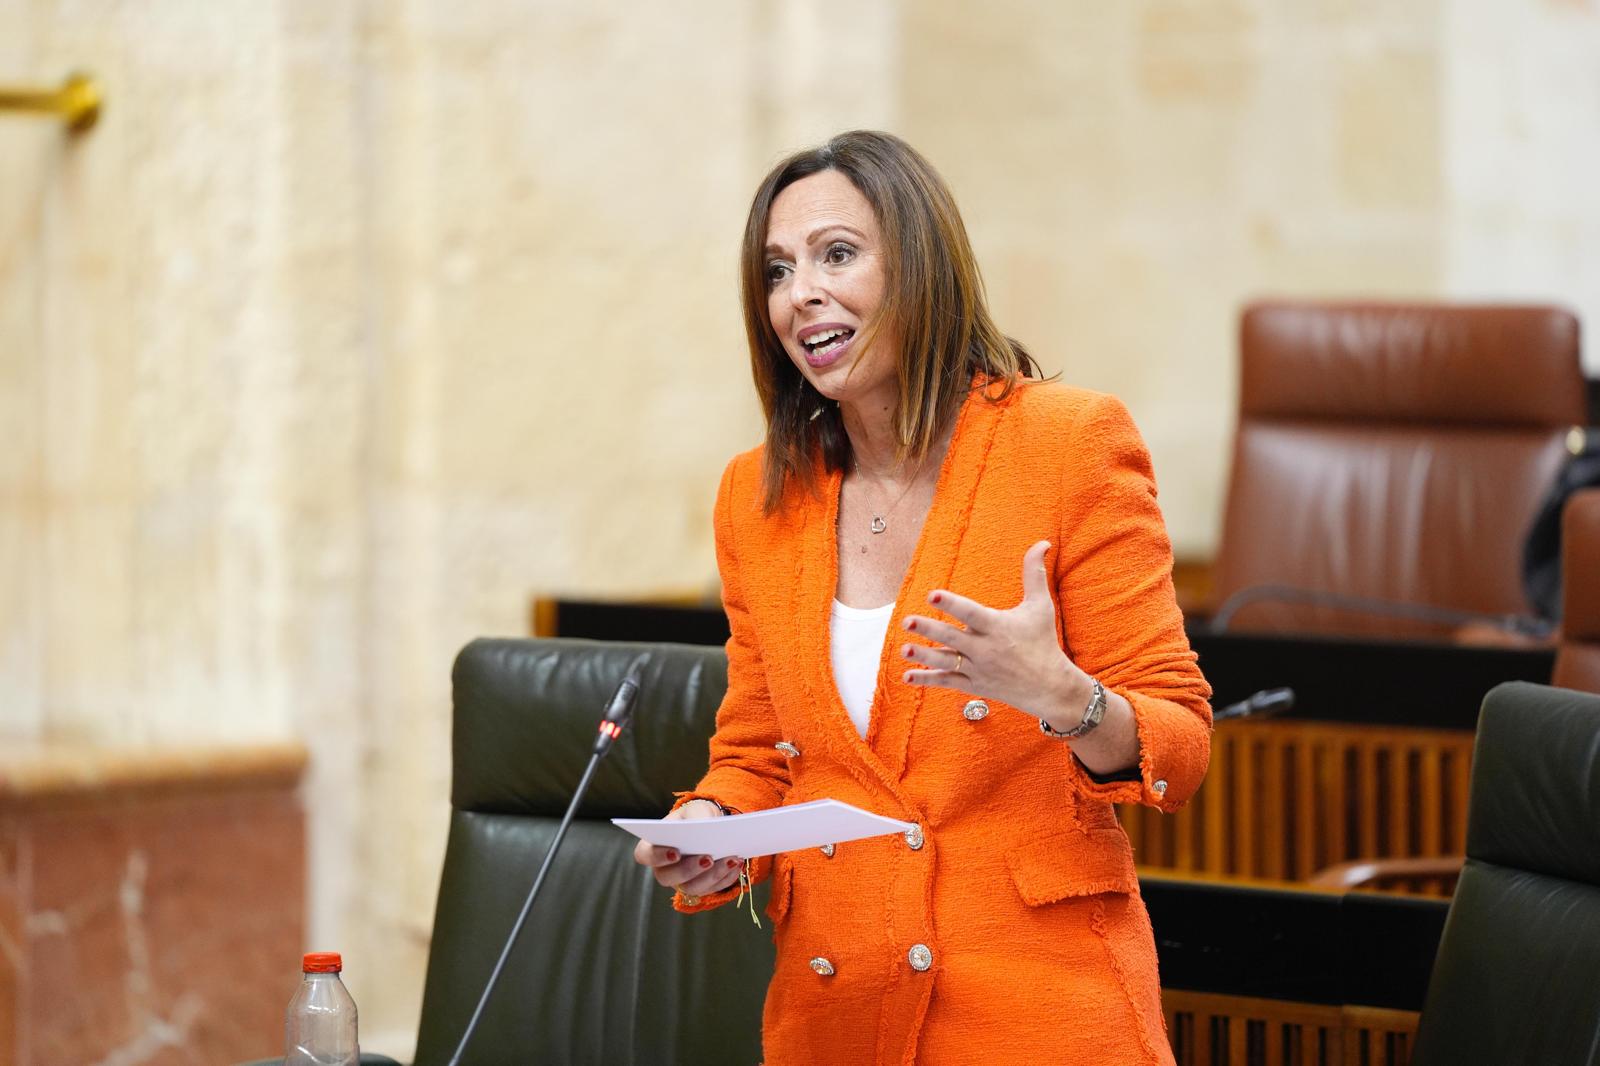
(675, 379), (1211, 1066)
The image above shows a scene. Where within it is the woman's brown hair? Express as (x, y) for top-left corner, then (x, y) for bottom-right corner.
(740, 130), (1044, 513)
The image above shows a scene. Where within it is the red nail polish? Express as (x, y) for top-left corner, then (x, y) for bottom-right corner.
(726, 859), (738, 868)
(666, 850), (678, 862)
(699, 857), (712, 868)
(931, 593), (942, 604)
(907, 619), (917, 631)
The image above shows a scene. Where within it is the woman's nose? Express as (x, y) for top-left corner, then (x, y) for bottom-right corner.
(789, 264), (825, 308)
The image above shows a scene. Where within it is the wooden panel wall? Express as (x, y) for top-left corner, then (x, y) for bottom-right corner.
(1124, 720), (1474, 887)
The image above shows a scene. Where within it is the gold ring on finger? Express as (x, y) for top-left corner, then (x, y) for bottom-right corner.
(953, 651), (964, 673)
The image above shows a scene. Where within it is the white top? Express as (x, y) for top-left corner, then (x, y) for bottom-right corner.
(829, 599), (896, 739)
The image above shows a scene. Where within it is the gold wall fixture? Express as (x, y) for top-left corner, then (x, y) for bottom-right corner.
(0, 72), (101, 133)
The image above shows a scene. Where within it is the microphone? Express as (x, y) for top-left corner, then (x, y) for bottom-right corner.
(446, 661), (645, 1066)
(593, 669), (639, 754)
(1212, 686), (1295, 723)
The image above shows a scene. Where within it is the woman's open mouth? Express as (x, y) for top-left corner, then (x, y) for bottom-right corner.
(800, 326), (856, 368)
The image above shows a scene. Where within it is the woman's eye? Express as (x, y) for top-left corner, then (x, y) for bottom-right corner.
(824, 243), (855, 265)
(765, 261), (791, 285)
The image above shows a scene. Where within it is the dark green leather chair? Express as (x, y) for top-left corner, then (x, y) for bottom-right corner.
(410, 637), (772, 1065)
(1411, 681), (1600, 1065)
(241, 637), (771, 1066)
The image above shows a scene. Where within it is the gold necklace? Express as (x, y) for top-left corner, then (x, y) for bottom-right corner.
(853, 459), (922, 535)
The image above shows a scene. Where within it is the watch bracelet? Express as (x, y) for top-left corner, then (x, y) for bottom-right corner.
(1040, 676), (1106, 740)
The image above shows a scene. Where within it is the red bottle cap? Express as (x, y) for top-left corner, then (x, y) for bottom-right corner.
(302, 952), (343, 973)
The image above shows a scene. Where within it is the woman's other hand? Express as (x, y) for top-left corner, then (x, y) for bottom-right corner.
(899, 540), (1084, 711)
(898, 539), (1142, 775)
(633, 798), (744, 897)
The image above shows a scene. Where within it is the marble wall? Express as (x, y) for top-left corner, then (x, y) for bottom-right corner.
(0, 744), (305, 1065)
(2, 0), (1597, 1058)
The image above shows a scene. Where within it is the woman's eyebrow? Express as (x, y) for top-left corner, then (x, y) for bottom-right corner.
(805, 224), (865, 245)
(765, 224), (867, 257)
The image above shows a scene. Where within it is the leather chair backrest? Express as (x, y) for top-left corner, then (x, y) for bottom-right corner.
(1410, 681), (1600, 1064)
(1554, 489), (1600, 693)
(1214, 301), (1585, 637)
(412, 638), (770, 1066)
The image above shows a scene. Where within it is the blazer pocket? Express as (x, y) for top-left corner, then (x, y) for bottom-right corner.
(1005, 827), (1139, 906)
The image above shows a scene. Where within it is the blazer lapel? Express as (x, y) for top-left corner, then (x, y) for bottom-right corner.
(790, 464), (909, 802)
(872, 387), (1006, 781)
(791, 382), (1011, 801)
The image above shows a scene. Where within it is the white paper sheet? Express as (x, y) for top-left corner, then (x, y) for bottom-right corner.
(612, 799), (915, 859)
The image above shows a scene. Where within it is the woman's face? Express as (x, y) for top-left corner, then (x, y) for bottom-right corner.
(764, 170), (896, 409)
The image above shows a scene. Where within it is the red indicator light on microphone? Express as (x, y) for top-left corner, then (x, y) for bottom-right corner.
(599, 721), (622, 739)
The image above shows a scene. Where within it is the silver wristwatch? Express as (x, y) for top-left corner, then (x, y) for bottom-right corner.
(1040, 677), (1106, 740)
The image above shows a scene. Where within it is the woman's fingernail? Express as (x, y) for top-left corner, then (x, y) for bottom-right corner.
(930, 592), (942, 604)
(905, 618), (917, 631)
(902, 644), (914, 658)
(726, 859), (738, 868)
(699, 857), (712, 868)
(666, 850), (678, 862)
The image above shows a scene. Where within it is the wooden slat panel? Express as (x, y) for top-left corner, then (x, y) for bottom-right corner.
(1234, 732), (1257, 878)
(1167, 1005), (1186, 1065)
(1345, 1005), (1422, 1066)
(1190, 761), (1209, 869)
(1262, 732), (1287, 880)
(1322, 739), (1347, 875)
(1205, 731), (1230, 875)
(1387, 744), (1410, 860)
(1358, 740), (1380, 856)
(1418, 747), (1442, 855)
(1326, 1024), (1345, 1066)
(1126, 721), (1473, 890)
(1162, 991), (1413, 1066)
(1342, 1027), (1365, 1066)
(1447, 748), (1472, 854)
(1175, 781), (1196, 870)
(1295, 740), (1317, 878)
(1299, 1023), (1316, 1066)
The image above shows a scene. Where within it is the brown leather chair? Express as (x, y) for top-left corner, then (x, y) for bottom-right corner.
(1213, 301), (1586, 638)
(1554, 488), (1600, 692)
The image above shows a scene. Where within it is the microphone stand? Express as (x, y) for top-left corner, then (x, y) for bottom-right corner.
(445, 665), (643, 1066)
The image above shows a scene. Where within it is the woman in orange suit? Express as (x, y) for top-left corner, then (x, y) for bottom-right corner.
(632, 130), (1211, 1065)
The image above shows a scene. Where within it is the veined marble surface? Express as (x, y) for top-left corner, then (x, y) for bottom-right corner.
(1, 743), (307, 1065)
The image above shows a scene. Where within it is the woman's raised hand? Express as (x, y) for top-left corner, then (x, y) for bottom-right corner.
(633, 798), (744, 897)
(898, 539), (1090, 718)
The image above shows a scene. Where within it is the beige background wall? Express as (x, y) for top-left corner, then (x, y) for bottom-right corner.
(2, 0), (1597, 1057)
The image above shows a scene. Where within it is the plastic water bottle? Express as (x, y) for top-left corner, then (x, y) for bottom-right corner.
(286, 952), (360, 1066)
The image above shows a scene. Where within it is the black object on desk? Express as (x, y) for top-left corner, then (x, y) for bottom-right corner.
(1188, 630), (1554, 729)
